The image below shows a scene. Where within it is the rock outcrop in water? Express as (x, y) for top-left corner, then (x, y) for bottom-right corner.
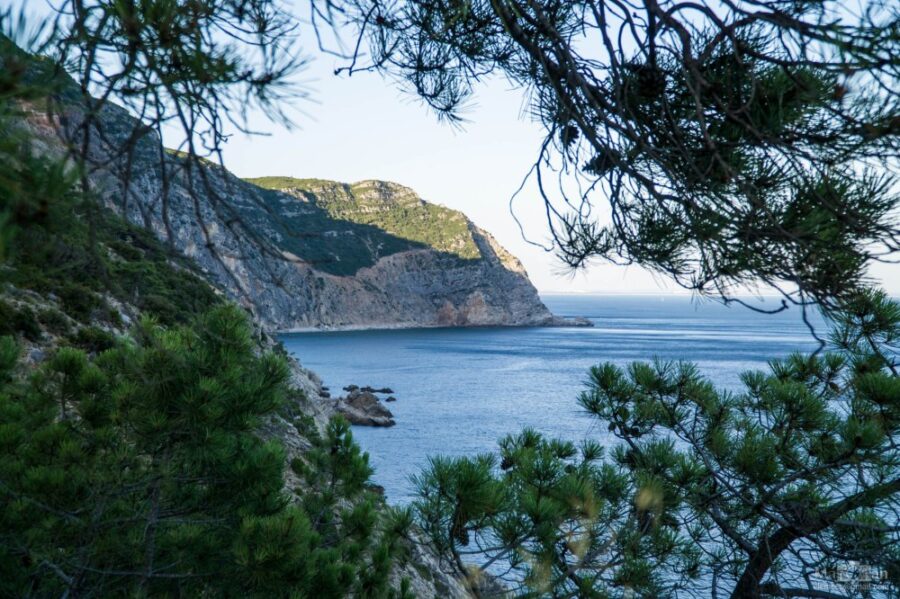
(334, 390), (396, 427)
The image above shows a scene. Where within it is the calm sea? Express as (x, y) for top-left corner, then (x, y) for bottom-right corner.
(280, 295), (826, 503)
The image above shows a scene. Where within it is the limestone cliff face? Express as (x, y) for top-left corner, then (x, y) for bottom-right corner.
(93, 141), (555, 330)
(23, 86), (556, 332)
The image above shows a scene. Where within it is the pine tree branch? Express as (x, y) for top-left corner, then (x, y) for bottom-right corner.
(731, 476), (900, 598)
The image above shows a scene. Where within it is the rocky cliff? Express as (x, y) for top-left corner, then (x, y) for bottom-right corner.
(22, 67), (562, 332)
(127, 168), (556, 331)
(13, 46), (564, 328)
(241, 177), (558, 330)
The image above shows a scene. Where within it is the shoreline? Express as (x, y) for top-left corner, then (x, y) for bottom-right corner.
(278, 315), (593, 334)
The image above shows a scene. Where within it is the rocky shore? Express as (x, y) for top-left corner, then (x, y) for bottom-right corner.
(279, 314), (593, 333)
(333, 387), (397, 427)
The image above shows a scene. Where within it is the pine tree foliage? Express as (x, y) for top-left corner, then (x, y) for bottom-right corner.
(2, 3), (898, 598)
(412, 291), (900, 598)
(0, 306), (413, 597)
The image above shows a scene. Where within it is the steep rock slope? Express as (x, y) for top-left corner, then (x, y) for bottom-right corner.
(23, 69), (557, 331)
(244, 177), (557, 330)
(123, 165), (557, 331)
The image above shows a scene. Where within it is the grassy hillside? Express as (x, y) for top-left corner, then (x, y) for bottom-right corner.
(245, 177), (482, 272)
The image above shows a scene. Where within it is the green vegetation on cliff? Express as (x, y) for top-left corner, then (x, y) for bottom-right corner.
(2, 174), (221, 344)
(246, 177), (481, 269)
(249, 176), (336, 190)
(9, 202), (221, 327)
(0, 73), (220, 331)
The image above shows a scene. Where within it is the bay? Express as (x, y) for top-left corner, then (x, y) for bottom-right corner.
(279, 295), (825, 503)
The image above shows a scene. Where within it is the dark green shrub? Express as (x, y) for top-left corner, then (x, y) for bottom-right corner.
(57, 281), (102, 321)
(139, 293), (179, 323)
(293, 413), (319, 440)
(102, 306), (123, 327)
(112, 256), (219, 325)
(107, 238), (143, 261)
(0, 300), (42, 341)
(11, 306), (41, 341)
(290, 457), (307, 477)
(0, 299), (14, 337)
(67, 326), (116, 353)
(38, 308), (71, 335)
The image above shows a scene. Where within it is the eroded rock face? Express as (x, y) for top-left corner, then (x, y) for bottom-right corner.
(56, 113), (555, 331)
(163, 178), (553, 330)
(201, 179), (557, 331)
(29, 88), (567, 334)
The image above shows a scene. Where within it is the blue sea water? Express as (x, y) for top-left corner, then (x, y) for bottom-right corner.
(279, 295), (826, 503)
